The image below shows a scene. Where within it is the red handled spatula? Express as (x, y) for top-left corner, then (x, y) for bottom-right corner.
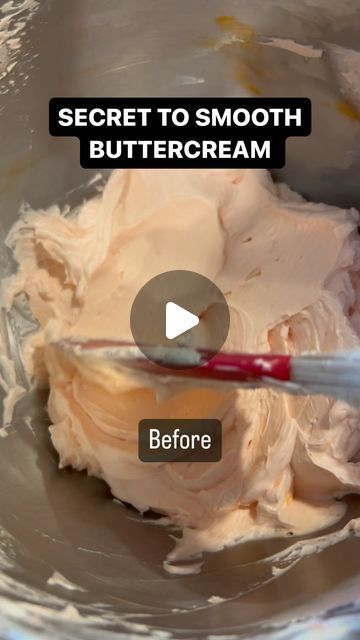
(54, 338), (360, 406)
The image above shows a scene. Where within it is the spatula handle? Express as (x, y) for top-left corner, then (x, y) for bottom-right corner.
(197, 351), (292, 382)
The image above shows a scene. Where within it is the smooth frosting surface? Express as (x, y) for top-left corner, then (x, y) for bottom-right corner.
(4, 169), (360, 567)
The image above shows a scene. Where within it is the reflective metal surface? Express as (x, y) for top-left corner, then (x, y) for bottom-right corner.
(0, 1), (359, 638)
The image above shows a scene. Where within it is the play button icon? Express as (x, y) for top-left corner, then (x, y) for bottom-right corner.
(130, 270), (230, 370)
(165, 302), (199, 340)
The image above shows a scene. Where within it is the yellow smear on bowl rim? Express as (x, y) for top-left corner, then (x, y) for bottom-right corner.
(336, 99), (360, 122)
(214, 15), (257, 46)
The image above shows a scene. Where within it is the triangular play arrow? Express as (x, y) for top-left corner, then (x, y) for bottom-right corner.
(165, 302), (199, 340)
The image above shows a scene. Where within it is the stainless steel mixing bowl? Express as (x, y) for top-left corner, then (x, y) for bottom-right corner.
(0, 1), (359, 638)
